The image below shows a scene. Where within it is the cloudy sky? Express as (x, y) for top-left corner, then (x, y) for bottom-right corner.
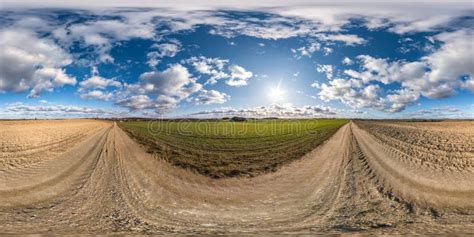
(1, 0), (473, 119)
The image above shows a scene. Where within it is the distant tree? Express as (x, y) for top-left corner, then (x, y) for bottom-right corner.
(230, 116), (247, 122)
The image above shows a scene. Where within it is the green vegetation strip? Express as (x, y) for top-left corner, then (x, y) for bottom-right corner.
(119, 119), (348, 178)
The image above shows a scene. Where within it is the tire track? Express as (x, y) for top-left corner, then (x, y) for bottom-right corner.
(351, 122), (474, 209)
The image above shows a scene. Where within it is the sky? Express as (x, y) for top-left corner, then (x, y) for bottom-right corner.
(0, 0), (473, 119)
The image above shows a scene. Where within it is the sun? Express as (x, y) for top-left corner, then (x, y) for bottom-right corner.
(268, 85), (286, 102)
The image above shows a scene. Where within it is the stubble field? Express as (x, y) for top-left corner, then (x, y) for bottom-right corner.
(0, 119), (473, 234)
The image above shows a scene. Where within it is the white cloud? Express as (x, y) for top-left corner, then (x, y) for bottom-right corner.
(274, 2), (471, 34)
(385, 89), (420, 113)
(146, 52), (161, 68)
(292, 42), (320, 58)
(115, 95), (154, 111)
(315, 33), (367, 45)
(4, 102), (119, 117)
(0, 28), (76, 98)
(347, 30), (473, 99)
(77, 67), (121, 101)
(190, 89), (230, 105)
(406, 106), (471, 119)
(79, 67), (121, 90)
(184, 56), (230, 84)
(4, 2), (471, 40)
(147, 40), (182, 67)
(138, 64), (202, 98)
(154, 95), (180, 112)
(79, 76), (121, 90)
(316, 64), (334, 80)
(464, 78), (474, 93)
(318, 29), (473, 113)
(208, 15), (317, 40)
(116, 64), (203, 113)
(79, 90), (114, 101)
(342, 57), (353, 65)
(2, 4), (472, 117)
(344, 55), (427, 85)
(189, 103), (338, 118)
(318, 78), (384, 110)
(151, 40), (181, 57)
(422, 30), (474, 98)
(53, 18), (155, 63)
(227, 64), (253, 87)
(322, 47), (333, 55)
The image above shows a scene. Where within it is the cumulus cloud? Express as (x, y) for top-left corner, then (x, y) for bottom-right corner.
(115, 95), (154, 111)
(79, 76), (121, 90)
(292, 41), (336, 58)
(138, 64), (202, 97)
(189, 103), (338, 118)
(342, 57), (353, 65)
(208, 13), (318, 40)
(349, 30), (473, 99)
(317, 29), (473, 113)
(152, 41), (181, 57)
(464, 78), (474, 92)
(317, 78), (384, 109)
(4, 102), (119, 118)
(4, 2), (471, 43)
(183, 57), (253, 87)
(316, 64), (334, 80)
(0, 28), (76, 98)
(423, 30), (474, 98)
(116, 64), (203, 113)
(385, 89), (420, 113)
(1, 4), (471, 117)
(406, 106), (471, 119)
(53, 17), (155, 63)
(79, 67), (121, 90)
(292, 42), (321, 58)
(184, 56), (230, 84)
(189, 89), (230, 105)
(316, 77), (419, 113)
(147, 40), (182, 67)
(77, 67), (121, 101)
(146, 52), (161, 68)
(79, 90), (114, 101)
(315, 33), (367, 45)
(227, 64), (253, 87)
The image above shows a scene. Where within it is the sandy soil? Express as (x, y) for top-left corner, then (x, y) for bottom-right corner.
(0, 120), (473, 234)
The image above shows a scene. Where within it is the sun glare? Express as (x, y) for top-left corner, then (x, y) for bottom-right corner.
(268, 86), (286, 102)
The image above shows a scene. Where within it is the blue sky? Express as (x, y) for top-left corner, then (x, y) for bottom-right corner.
(0, 1), (473, 119)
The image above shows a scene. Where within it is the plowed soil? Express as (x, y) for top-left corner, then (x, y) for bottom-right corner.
(0, 119), (473, 234)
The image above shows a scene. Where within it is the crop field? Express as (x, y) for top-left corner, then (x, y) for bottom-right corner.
(119, 119), (348, 178)
(0, 119), (473, 234)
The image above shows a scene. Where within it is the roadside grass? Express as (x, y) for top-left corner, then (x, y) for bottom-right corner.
(119, 119), (348, 178)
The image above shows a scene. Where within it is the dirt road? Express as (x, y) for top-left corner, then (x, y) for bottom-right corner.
(0, 121), (473, 234)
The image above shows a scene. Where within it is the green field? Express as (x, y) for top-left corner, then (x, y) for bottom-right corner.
(119, 119), (348, 178)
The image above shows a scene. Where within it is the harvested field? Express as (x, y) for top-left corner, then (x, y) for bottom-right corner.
(119, 119), (348, 178)
(0, 119), (473, 234)
(0, 119), (110, 169)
